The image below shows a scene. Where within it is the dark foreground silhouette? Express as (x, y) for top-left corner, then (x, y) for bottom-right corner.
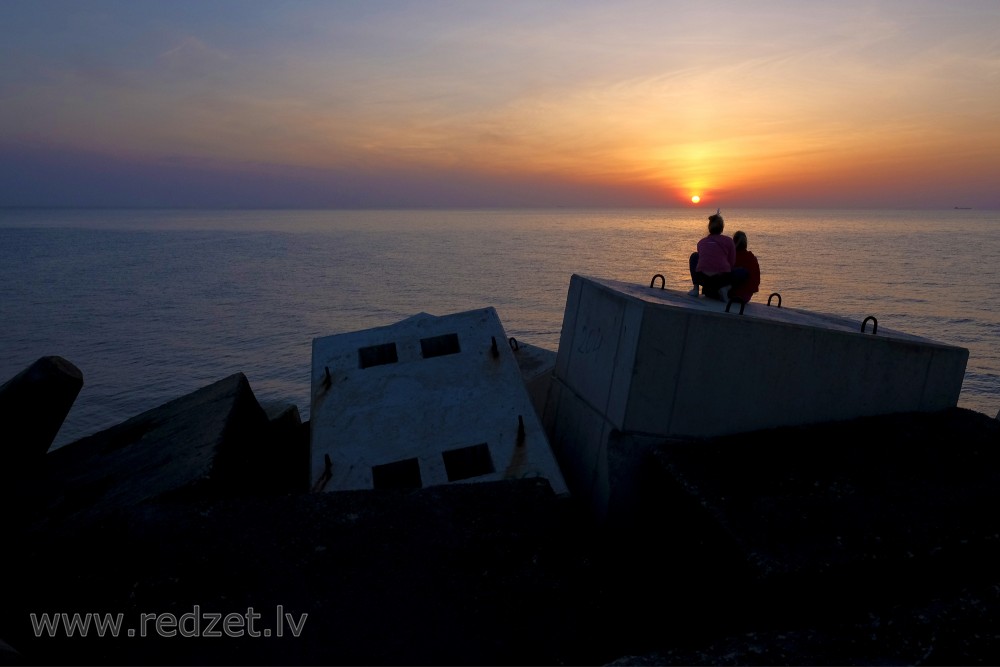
(3, 363), (1000, 665)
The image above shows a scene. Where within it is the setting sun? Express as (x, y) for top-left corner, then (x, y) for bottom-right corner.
(691, 195), (701, 204)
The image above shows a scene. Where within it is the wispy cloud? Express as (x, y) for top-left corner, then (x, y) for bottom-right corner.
(2, 0), (999, 207)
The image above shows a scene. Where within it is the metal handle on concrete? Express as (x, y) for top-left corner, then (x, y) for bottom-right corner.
(861, 316), (878, 335)
(649, 274), (666, 289)
(725, 299), (746, 315)
(768, 292), (782, 307)
(508, 337), (519, 352)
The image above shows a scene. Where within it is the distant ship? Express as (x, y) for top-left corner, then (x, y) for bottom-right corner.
(955, 206), (972, 209)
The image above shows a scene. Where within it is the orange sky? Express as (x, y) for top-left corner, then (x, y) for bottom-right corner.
(2, 1), (999, 208)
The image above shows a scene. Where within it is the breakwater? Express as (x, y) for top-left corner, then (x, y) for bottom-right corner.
(3, 328), (1000, 663)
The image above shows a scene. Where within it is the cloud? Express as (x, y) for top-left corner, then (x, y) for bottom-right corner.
(2, 1), (999, 208)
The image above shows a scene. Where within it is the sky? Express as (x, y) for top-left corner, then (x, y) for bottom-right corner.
(1, 0), (999, 209)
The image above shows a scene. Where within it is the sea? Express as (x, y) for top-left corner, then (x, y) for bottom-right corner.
(2, 207), (998, 449)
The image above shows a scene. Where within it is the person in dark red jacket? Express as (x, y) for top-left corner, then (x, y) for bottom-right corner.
(729, 230), (761, 303)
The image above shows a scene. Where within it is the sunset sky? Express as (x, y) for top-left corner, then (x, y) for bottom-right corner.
(2, 1), (999, 209)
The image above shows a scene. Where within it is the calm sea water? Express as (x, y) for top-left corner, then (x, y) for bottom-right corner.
(2, 208), (998, 448)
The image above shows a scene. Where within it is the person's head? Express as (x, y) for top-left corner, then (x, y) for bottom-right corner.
(707, 213), (724, 235)
(733, 230), (748, 250)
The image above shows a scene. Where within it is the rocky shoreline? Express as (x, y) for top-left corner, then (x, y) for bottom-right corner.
(2, 356), (1000, 665)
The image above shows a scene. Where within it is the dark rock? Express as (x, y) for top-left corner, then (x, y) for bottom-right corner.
(0, 356), (83, 471)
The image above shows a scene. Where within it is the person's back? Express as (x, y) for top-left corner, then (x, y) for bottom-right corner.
(688, 212), (736, 300)
(696, 233), (736, 275)
(729, 230), (761, 302)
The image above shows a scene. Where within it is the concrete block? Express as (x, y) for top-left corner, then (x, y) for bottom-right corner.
(544, 377), (615, 517)
(32, 373), (278, 530)
(606, 298), (644, 428)
(559, 281), (626, 417)
(310, 308), (567, 494)
(545, 274), (971, 518)
(554, 275), (969, 439)
(509, 339), (556, 419)
(554, 276), (583, 382)
(0, 356), (83, 469)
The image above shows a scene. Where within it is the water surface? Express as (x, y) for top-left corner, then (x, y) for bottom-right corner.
(2, 207), (997, 447)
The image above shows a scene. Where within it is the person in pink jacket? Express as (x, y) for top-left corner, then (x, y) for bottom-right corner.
(688, 211), (736, 301)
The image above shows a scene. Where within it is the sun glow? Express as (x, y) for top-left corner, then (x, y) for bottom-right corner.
(691, 195), (701, 204)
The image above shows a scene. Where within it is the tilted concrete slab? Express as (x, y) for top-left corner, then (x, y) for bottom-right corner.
(24, 373), (288, 532)
(543, 274), (970, 517)
(310, 307), (567, 494)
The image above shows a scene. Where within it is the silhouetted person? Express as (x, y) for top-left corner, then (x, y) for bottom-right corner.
(729, 230), (761, 303)
(688, 211), (735, 301)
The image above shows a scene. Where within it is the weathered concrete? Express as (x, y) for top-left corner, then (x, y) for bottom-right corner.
(310, 308), (567, 494)
(23, 373), (289, 531)
(0, 356), (83, 470)
(509, 339), (557, 419)
(544, 274), (971, 517)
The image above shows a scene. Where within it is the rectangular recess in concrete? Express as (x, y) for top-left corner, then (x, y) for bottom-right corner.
(420, 333), (461, 359)
(442, 442), (494, 481)
(372, 457), (422, 490)
(359, 342), (398, 369)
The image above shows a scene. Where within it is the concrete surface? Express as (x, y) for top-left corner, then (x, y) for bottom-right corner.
(310, 308), (566, 494)
(544, 274), (972, 518)
(18, 372), (291, 533)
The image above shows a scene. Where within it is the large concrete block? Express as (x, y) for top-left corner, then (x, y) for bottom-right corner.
(544, 274), (971, 518)
(310, 308), (567, 494)
(552, 275), (969, 439)
(0, 356), (83, 470)
(544, 378), (616, 518)
(30, 373), (280, 530)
